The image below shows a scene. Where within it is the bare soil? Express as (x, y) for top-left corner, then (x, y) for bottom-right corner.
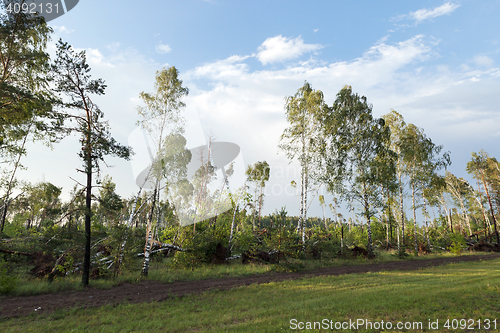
(1, 253), (499, 319)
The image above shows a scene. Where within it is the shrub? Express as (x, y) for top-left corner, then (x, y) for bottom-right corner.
(0, 258), (18, 295)
(448, 233), (467, 255)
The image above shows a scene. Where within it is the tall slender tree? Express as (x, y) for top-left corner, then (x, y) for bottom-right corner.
(279, 81), (325, 245)
(382, 110), (408, 255)
(445, 171), (472, 236)
(245, 161), (270, 229)
(136, 66), (189, 276)
(52, 40), (131, 286)
(467, 150), (499, 244)
(400, 123), (450, 255)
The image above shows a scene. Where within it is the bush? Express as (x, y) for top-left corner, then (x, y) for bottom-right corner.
(448, 233), (467, 255)
(0, 259), (18, 295)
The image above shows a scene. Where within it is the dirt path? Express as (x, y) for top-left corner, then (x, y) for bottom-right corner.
(1, 253), (499, 319)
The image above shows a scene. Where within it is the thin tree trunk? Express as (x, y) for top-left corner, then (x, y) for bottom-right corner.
(387, 187), (393, 244)
(392, 206), (401, 255)
(474, 180), (491, 233)
(341, 224), (344, 254)
(412, 184), (418, 255)
(82, 146), (92, 287)
(359, 178), (373, 258)
(333, 200), (338, 226)
(423, 199), (431, 251)
(227, 203), (242, 258)
(252, 185), (257, 231)
(449, 211), (454, 233)
(297, 156), (305, 237)
(441, 194), (452, 231)
(322, 202), (326, 229)
(258, 185), (263, 229)
(303, 166), (308, 247)
(399, 174), (405, 248)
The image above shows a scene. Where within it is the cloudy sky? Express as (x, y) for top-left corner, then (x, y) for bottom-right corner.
(18, 0), (500, 221)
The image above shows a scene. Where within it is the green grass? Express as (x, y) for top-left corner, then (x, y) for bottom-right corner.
(3, 250), (496, 297)
(1, 258), (499, 332)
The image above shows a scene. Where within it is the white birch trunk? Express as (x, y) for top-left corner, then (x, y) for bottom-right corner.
(412, 184), (418, 255)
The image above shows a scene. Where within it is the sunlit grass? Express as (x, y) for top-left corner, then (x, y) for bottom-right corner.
(1, 258), (499, 332)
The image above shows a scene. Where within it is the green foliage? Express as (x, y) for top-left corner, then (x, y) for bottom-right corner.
(0, 257), (18, 295)
(170, 214), (233, 268)
(263, 224), (301, 262)
(448, 233), (467, 255)
(0, 3), (64, 149)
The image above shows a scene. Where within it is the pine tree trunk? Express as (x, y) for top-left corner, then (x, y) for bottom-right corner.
(82, 149), (92, 287)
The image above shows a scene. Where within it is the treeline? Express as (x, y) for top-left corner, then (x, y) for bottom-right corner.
(1, 6), (500, 289)
(277, 82), (499, 258)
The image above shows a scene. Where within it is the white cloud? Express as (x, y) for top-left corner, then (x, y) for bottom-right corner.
(180, 35), (449, 216)
(393, 2), (461, 25)
(183, 34), (500, 215)
(188, 55), (251, 80)
(408, 2), (461, 23)
(53, 26), (74, 34)
(474, 55), (494, 67)
(256, 35), (323, 65)
(156, 43), (172, 54)
(25, 32), (500, 219)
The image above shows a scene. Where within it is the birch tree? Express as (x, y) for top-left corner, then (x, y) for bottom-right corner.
(382, 110), (408, 255)
(279, 82), (325, 245)
(400, 123), (450, 255)
(245, 161), (270, 229)
(318, 86), (395, 258)
(445, 171), (472, 236)
(136, 66), (188, 276)
(466, 150), (499, 244)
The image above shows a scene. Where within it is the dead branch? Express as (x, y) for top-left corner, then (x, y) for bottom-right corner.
(0, 248), (33, 256)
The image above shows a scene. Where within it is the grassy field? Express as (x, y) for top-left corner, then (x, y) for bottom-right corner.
(2, 249), (488, 297)
(1, 257), (499, 332)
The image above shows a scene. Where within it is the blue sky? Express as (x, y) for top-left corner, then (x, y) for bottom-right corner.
(16, 0), (500, 222)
